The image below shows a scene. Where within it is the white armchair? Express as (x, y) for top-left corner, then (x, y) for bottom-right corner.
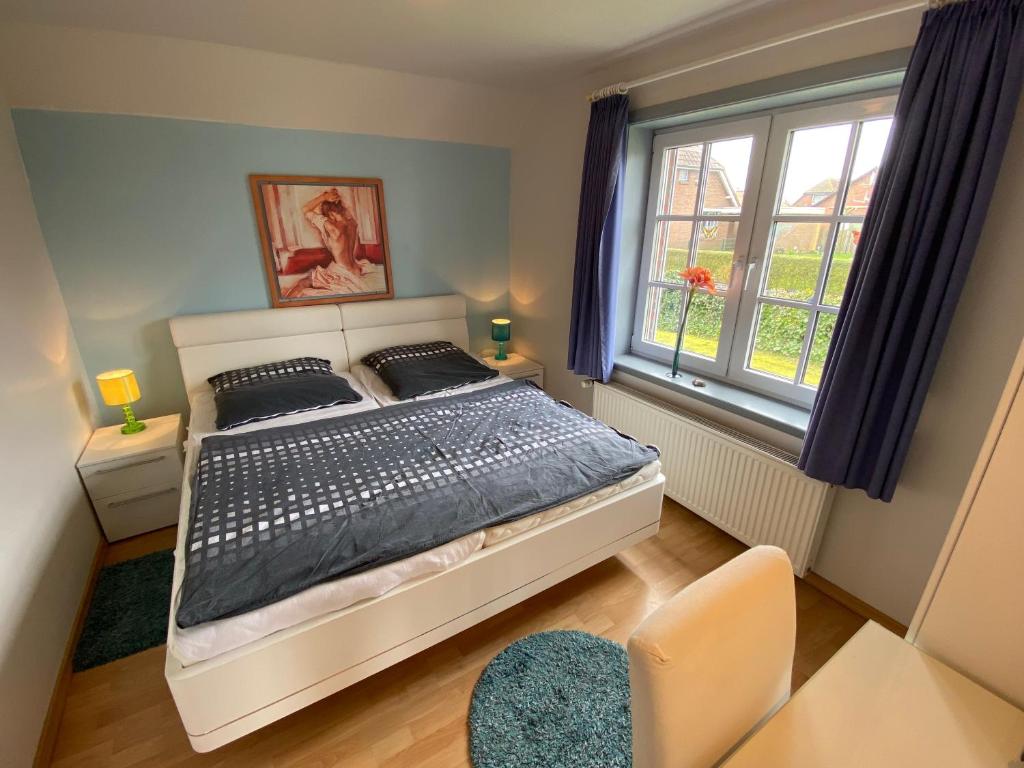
(628, 545), (796, 768)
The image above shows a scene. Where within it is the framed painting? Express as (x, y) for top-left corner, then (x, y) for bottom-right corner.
(249, 174), (394, 307)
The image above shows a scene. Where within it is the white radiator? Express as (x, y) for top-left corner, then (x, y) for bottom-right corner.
(594, 382), (832, 576)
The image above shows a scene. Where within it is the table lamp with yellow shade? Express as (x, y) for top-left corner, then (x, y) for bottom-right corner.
(96, 369), (146, 434)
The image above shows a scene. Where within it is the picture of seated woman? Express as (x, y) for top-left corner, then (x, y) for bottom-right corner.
(284, 188), (384, 298)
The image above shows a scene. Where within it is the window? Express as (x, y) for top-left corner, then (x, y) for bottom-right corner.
(632, 95), (896, 406)
(633, 116), (769, 379)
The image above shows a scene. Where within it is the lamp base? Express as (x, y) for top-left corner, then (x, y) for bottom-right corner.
(120, 404), (146, 435)
(494, 340), (508, 361)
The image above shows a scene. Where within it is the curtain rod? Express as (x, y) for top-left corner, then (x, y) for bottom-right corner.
(587, 0), (945, 102)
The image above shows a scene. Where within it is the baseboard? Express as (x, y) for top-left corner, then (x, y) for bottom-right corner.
(803, 571), (908, 637)
(33, 538), (107, 768)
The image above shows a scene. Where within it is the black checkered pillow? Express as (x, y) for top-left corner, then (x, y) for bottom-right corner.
(208, 357), (334, 394)
(362, 341), (498, 400)
(213, 374), (363, 430)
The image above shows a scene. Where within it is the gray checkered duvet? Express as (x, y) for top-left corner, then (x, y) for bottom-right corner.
(176, 380), (659, 628)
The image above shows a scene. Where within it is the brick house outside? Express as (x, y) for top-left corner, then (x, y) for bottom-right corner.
(661, 146), (743, 263)
(773, 168), (878, 253)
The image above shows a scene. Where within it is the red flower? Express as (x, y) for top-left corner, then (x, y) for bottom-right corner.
(680, 266), (717, 294)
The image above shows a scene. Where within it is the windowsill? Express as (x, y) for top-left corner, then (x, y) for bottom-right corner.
(613, 353), (810, 439)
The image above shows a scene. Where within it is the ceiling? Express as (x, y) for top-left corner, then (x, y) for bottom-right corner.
(0, 0), (763, 87)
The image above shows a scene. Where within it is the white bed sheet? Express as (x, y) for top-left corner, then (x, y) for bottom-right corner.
(349, 362), (514, 406)
(185, 371), (379, 444)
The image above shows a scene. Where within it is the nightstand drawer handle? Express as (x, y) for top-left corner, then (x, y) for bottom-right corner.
(95, 454), (167, 474)
(108, 487), (178, 508)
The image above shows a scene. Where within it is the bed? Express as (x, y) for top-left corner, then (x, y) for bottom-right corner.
(164, 294), (665, 751)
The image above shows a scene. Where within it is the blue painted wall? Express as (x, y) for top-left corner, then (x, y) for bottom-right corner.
(13, 110), (510, 425)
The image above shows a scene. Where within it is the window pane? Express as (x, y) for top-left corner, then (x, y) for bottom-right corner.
(682, 291), (724, 359)
(748, 304), (810, 381)
(641, 285), (683, 348)
(649, 220), (694, 284)
(843, 118), (892, 215)
(803, 312), (837, 388)
(778, 123), (853, 215)
(693, 220), (737, 288)
(823, 223), (860, 306)
(762, 222), (830, 301)
(657, 142), (704, 216)
(702, 137), (752, 215)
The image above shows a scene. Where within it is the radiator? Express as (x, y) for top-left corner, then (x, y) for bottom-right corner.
(594, 382), (833, 576)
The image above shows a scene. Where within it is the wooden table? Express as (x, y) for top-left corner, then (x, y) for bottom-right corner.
(723, 621), (1024, 767)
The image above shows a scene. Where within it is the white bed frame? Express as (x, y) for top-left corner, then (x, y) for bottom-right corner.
(165, 294), (665, 751)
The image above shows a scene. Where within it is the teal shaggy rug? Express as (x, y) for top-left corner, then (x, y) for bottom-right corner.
(73, 549), (174, 671)
(469, 630), (631, 767)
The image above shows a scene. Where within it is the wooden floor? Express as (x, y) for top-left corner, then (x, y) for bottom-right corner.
(50, 499), (864, 767)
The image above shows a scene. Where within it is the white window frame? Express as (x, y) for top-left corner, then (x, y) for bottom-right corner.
(631, 115), (771, 378)
(629, 93), (897, 407)
(729, 95), (897, 404)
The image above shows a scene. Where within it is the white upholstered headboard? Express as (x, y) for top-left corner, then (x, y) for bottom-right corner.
(169, 295), (469, 397)
(340, 294), (468, 362)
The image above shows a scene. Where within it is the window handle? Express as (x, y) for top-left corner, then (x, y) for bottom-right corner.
(744, 261), (759, 292)
(732, 257), (746, 287)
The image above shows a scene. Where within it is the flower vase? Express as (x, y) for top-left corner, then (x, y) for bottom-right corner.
(670, 289), (695, 378)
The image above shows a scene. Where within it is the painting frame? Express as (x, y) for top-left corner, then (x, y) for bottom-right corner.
(249, 174), (395, 308)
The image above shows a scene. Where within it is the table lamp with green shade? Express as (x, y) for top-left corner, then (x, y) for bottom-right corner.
(491, 318), (511, 361)
(96, 369), (146, 434)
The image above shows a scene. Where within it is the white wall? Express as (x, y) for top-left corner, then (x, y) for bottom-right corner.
(509, 84), (591, 405)
(0, 82), (99, 768)
(0, 22), (527, 148)
(509, 0), (1024, 624)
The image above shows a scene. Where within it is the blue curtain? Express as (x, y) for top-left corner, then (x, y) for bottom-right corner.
(568, 94), (629, 382)
(800, 0), (1024, 501)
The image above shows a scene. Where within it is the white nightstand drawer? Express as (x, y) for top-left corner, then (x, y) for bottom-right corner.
(80, 447), (182, 500)
(94, 482), (181, 542)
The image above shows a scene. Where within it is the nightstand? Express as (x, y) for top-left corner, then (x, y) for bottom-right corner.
(483, 353), (544, 389)
(77, 413), (184, 542)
